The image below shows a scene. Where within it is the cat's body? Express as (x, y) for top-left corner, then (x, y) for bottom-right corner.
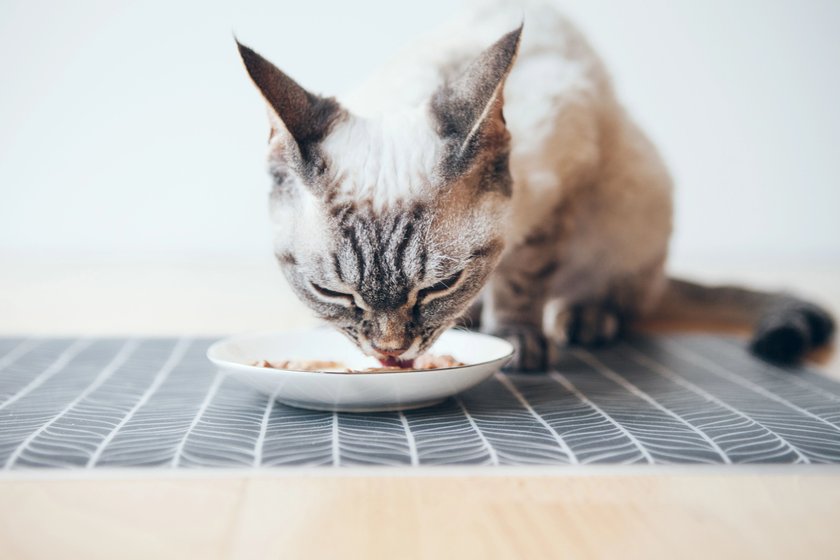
(238, 0), (833, 369)
(345, 3), (671, 362)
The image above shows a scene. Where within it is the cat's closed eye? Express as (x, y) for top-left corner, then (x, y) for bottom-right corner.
(417, 270), (464, 303)
(310, 282), (355, 306)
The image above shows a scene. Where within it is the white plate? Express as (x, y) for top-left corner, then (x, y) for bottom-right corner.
(207, 328), (514, 412)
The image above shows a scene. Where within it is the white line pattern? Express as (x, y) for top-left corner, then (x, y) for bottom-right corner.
(666, 340), (840, 435)
(495, 372), (579, 464)
(254, 390), (279, 467)
(573, 349), (732, 464)
(715, 337), (840, 405)
(456, 398), (499, 466)
(1, 335), (839, 468)
(87, 338), (191, 468)
(549, 371), (655, 464)
(618, 342), (811, 464)
(4, 340), (140, 469)
(332, 412), (340, 467)
(399, 411), (419, 467)
(0, 339), (91, 411)
(171, 370), (224, 468)
(0, 339), (38, 372)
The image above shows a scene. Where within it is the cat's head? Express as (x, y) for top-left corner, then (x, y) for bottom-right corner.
(237, 27), (521, 363)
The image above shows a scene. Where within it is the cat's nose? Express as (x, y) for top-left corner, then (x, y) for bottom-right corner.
(371, 344), (408, 357)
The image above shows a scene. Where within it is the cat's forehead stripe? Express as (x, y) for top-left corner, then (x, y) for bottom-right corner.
(333, 205), (428, 310)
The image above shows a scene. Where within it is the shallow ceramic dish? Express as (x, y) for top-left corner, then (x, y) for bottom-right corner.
(207, 328), (514, 412)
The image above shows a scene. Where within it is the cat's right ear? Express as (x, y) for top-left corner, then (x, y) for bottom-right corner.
(236, 39), (345, 163)
(430, 25), (522, 175)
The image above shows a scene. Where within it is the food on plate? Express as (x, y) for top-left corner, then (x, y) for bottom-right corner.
(251, 354), (464, 373)
(252, 359), (348, 372)
(412, 354), (464, 369)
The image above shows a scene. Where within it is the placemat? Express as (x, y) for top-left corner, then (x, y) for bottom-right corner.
(1, 334), (839, 469)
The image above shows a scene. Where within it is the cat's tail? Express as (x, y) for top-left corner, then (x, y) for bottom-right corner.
(645, 277), (835, 363)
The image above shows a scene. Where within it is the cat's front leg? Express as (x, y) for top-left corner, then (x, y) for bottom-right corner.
(565, 301), (624, 346)
(481, 254), (558, 371)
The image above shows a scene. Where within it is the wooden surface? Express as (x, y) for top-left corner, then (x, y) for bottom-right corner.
(2, 471), (839, 560)
(1, 256), (839, 559)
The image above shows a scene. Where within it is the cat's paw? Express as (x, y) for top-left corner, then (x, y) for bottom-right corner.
(567, 304), (624, 347)
(489, 325), (549, 372)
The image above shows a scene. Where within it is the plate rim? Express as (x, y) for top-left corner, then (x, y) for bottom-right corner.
(206, 327), (514, 379)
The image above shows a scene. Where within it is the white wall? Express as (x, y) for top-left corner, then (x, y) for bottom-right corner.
(1, 0), (838, 261)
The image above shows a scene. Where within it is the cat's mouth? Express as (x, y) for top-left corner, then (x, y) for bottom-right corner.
(378, 356), (415, 369)
(359, 334), (424, 366)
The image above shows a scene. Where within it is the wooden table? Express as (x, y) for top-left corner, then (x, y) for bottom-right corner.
(1, 256), (838, 559)
(2, 470), (839, 559)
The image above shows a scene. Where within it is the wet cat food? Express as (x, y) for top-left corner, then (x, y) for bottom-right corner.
(252, 354), (464, 373)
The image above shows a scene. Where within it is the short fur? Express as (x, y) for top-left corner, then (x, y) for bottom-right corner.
(237, 0), (833, 369)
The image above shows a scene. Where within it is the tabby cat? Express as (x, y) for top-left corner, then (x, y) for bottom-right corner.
(236, 0), (834, 370)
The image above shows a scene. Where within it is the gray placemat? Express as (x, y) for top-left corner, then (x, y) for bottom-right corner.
(1, 334), (839, 469)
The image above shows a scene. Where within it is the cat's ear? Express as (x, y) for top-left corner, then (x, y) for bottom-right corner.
(430, 25), (522, 168)
(236, 39), (344, 161)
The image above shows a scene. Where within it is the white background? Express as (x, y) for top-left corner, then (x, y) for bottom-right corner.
(1, 0), (839, 262)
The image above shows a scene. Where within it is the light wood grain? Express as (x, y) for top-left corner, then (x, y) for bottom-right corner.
(1, 473), (839, 560)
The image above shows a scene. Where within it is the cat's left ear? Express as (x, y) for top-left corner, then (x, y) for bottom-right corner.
(236, 39), (345, 165)
(430, 24), (522, 171)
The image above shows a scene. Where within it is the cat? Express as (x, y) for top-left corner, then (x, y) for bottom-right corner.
(235, 0), (834, 370)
